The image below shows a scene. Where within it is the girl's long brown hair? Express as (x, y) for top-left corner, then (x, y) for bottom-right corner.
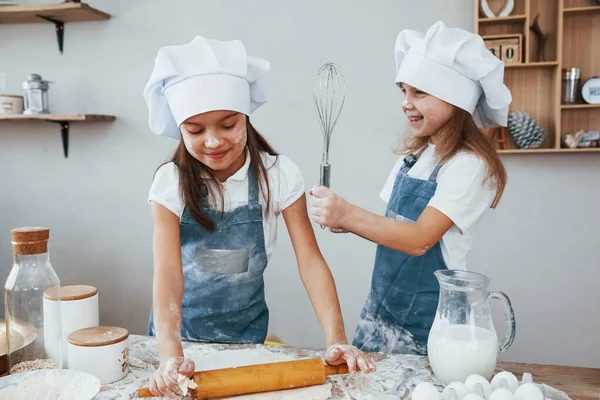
(164, 116), (278, 230)
(400, 107), (507, 208)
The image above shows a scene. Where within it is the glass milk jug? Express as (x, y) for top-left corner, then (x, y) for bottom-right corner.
(427, 270), (516, 384)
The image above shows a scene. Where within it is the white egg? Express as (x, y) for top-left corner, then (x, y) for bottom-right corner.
(489, 388), (516, 400)
(412, 382), (442, 400)
(521, 373), (534, 384)
(441, 388), (459, 400)
(463, 394), (485, 400)
(514, 383), (543, 400)
(491, 372), (519, 392)
(464, 375), (492, 398)
(442, 382), (469, 400)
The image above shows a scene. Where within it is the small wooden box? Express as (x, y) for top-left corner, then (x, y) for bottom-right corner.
(487, 44), (501, 59)
(483, 34), (522, 64)
(501, 43), (520, 64)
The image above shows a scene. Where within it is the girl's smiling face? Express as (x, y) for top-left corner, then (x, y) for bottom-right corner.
(399, 83), (455, 141)
(179, 110), (247, 181)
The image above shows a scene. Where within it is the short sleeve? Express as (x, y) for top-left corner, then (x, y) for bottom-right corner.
(380, 156), (405, 203)
(427, 153), (495, 233)
(274, 155), (306, 214)
(148, 162), (183, 217)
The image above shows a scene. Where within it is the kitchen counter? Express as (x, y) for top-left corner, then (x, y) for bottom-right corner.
(99, 335), (599, 400)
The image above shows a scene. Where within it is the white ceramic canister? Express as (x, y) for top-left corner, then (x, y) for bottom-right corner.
(67, 326), (129, 384)
(0, 94), (24, 114)
(43, 285), (100, 367)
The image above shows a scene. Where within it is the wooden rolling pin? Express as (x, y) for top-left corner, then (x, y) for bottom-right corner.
(138, 358), (350, 399)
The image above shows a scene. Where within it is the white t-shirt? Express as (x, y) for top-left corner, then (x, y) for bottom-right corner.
(380, 143), (495, 270)
(148, 150), (306, 262)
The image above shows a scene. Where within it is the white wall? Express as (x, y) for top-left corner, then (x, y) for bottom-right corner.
(1, 0), (598, 368)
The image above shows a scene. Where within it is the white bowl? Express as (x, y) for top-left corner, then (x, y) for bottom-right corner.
(0, 369), (100, 400)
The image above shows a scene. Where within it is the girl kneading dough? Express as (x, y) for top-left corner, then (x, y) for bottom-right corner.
(143, 36), (375, 397)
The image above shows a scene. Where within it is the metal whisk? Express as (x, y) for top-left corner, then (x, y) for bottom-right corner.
(313, 62), (347, 191)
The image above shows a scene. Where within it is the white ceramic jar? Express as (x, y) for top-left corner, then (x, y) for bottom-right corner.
(67, 326), (129, 384)
(43, 285), (100, 367)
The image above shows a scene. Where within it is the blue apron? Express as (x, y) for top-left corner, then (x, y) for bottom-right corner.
(353, 150), (447, 355)
(149, 165), (269, 344)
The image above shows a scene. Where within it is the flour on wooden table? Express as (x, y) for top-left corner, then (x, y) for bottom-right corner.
(0, 372), (88, 400)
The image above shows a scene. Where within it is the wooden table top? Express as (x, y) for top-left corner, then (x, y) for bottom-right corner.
(98, 335), (600, 399)
(503, 362), (600, 400)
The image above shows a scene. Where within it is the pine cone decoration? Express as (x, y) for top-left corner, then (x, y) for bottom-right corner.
(508, 111), (545, 149)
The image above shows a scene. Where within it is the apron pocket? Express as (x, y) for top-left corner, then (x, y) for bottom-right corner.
(386, 209), (416, 224)
(194, 248), (250, 274)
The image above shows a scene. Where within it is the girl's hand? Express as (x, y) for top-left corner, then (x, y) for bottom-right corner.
(149, 356), (195, 397)
(309, 186), (352, 229)
(325, 344), (377, 375)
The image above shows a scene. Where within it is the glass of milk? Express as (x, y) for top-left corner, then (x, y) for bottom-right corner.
(427, 270), (516, 384)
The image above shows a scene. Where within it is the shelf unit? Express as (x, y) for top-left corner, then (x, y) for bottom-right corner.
(474, 0), (600, 154)
(0, 114), (116, 158)
(0, 3), (115, 158)
(0, 2), (111, 54)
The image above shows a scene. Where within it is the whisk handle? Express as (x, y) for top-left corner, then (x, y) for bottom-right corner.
(318, 163), (331, 230)
(319, 163), (331, 188)
(319, 164), (331, 229)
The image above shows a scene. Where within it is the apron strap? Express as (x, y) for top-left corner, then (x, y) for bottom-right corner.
(400, 146), (445, 182)
(428, 163), (445, 182)
(197, 161), (259, 208)
(199, 180), (210, 208)
(401, 147), (428, 173)
(247, 164), (259, 204)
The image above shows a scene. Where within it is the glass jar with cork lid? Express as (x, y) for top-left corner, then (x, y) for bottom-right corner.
(4, 227), (63, 374)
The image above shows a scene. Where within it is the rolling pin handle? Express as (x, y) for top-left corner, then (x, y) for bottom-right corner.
(324, 363), (350, 376)
(137, 387), (197, 398)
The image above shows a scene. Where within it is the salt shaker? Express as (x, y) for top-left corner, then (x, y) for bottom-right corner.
(22, 73), (51, 114)
(4, 227), (63, 373)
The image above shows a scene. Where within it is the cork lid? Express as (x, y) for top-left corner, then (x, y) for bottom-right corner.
(67, 326), (129, 347)
(11, 227), (50, 255)
(44, 285), (98, 301)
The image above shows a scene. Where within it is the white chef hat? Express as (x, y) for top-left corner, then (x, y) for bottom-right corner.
(394, 21), (512, 128)
(143, 36), (270, 139)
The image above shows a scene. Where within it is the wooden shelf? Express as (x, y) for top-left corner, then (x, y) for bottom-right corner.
(0, 3), (110, 24)
(498, 148), (600, 154)
(0, 2), (110, 54)
(478, 15), (527, 24)
(505, 62), (559, 69)
(476, 0), (600, 155)
(561, 104), (600, 110)
(0, 114), (115, 122)
(563, 6), (600, 15)
(0, 114), (116, 158)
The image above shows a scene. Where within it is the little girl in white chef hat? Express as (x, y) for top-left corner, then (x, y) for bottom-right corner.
(310, 21), (512, 355)
(143, 36), (375, 397)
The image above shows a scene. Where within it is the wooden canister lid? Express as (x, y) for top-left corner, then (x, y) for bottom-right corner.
(11, 227), (50, 255)
(44, 285), (98, 301)
(67, 326), (129, 347)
